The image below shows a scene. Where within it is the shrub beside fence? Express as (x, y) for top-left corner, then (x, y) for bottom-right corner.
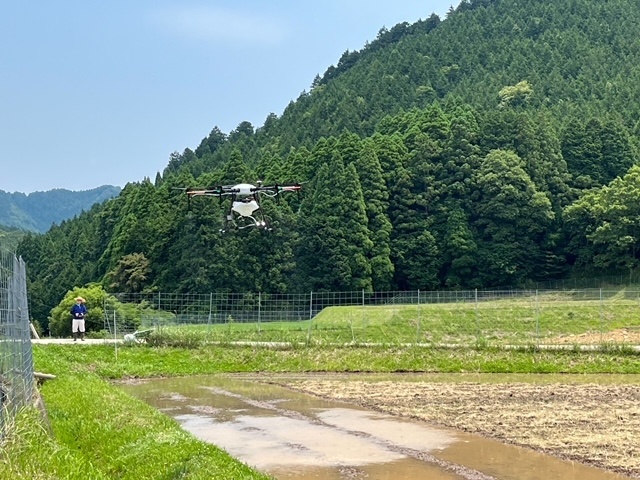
(0, 247), (34, 436)
(105, 289), (640, 347)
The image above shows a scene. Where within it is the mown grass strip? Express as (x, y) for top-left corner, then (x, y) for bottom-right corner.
(34, 343), (640, 378)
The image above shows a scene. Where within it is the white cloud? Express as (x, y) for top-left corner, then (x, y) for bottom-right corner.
(149, 5), (288, 47)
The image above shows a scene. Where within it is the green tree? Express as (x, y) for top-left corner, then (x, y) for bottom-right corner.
(195, 126), (227, 158)
(388, 164), (440, 290)
(285, 146), (314, 184)
(106, 252), (151, 293)
(357, 140), (394, 290)
(564, 165), (640, 273)
(219, 148), (255, 184)
(498, 80), (534, 108)
(439, 204), (478, 287)
(562, 118), (637, 186)
(388, 108), (448, 289)
(471, 149), (555, 286)
(297, 155), (373, 291)
(369, 132), (409, 187)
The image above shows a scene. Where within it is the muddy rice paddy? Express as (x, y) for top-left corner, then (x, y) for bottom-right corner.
(276, 376), (640, 478)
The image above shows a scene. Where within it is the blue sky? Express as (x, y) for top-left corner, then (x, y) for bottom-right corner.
(1, 1), (459, 193)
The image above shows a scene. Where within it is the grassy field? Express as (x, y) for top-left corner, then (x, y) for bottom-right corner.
(140, 293), (640, 347)
(33, 343), (640, 378)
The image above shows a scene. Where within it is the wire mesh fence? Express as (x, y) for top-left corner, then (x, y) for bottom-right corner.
(104, 289), (640, 347)
(0, 247), (34, 437)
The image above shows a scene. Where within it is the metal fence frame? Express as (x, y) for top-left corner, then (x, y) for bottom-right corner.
(0, 247), (34, 436)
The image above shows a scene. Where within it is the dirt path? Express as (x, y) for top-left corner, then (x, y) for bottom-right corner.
(280, 379), (640, 478)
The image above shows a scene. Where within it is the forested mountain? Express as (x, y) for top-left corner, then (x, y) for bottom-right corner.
(0, 186), (121, 232)
(18, 0), (640, 330)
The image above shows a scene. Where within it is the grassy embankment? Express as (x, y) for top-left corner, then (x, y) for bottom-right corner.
(3, 298), (640, 479)
(144, 293), (640, 347)
(1, 372), (271, 480)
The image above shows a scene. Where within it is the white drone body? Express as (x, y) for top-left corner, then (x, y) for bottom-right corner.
(232, 183), (257, 196)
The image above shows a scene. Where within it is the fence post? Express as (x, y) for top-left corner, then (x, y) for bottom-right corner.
(416, 289), (421, 345)
(207, 292), (213, 326)
(475, 288), (479, 343)
(361, 289), (365, 343)
(306, 291), (313, 345)
(599, 288), (604, 338)
(258, 292), (262, 333)
(535, 289), (539, 344)
(113, 311), (118, 361)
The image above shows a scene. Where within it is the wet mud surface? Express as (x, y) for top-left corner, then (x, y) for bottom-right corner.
(273, 374), (640, 478)
(120, 374), (636, 479)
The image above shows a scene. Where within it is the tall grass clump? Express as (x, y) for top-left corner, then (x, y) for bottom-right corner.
(145, 328), (206, 348)
(0, 407), (103, 479)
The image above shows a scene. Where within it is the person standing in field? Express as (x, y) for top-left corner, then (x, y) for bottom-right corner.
(70, 296), (87, 341)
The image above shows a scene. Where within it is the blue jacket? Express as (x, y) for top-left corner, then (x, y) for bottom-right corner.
(71, 303), (87, 318)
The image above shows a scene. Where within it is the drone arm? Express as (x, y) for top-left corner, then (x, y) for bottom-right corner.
(254, 184), (301, 195)
(185, 186), (242, 199)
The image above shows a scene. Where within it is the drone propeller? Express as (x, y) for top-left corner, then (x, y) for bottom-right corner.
(277, 183), (302, 203)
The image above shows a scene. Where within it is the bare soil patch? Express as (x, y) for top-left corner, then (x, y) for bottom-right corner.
(548, 327), (640, 345)
(282, 379), (640, 478)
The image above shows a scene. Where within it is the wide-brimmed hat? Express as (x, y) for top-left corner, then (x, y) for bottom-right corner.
(75, 296), (85, 303)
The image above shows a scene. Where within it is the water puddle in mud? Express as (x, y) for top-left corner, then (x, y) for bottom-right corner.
(120, 374), (632, 480)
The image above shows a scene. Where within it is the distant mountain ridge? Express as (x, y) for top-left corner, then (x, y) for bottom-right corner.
(0, 186), (121, 232)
